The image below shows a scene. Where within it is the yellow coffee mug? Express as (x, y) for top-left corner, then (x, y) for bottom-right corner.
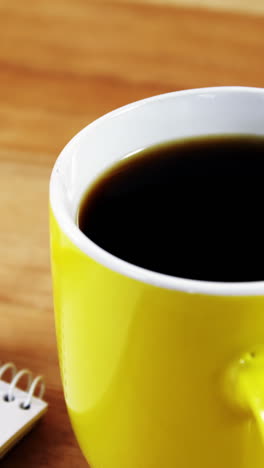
(50, 87), (264, 468)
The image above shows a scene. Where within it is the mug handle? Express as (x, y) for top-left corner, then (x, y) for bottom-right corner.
(227, 346), (264, 439)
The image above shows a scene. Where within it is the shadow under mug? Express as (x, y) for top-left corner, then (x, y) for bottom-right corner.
(50, 87), (264, 468)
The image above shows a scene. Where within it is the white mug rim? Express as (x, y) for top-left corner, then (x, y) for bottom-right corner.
(50, 86), (264, 296)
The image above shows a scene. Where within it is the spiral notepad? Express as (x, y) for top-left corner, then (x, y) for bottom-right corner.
(0, 362), (48, 458)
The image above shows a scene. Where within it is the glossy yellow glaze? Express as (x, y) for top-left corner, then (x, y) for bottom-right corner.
(50, 209), (264, 468)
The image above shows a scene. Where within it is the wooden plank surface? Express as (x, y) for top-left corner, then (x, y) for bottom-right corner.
(100, 0), (264, 15)
(0, 1), (264, 466)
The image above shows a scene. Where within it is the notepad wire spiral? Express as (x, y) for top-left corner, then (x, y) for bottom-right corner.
(0, 361), (48, 458)
(0, 362), (45, 408)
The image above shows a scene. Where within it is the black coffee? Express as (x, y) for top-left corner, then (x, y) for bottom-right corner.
(78, 135), (264, 282)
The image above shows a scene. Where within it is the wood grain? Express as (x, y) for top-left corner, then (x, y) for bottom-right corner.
(98, 0), (264, 15)
(0, 1), (264, 466)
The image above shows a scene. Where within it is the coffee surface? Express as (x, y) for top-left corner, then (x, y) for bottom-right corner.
(78, 135), (264, 282)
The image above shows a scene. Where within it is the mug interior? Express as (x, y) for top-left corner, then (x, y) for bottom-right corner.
(50, 87), (264, 295)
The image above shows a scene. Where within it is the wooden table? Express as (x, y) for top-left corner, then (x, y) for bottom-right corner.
(0, 1), (264, 466)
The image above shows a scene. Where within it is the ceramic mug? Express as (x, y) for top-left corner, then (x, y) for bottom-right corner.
(50, 87), (264, 468)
